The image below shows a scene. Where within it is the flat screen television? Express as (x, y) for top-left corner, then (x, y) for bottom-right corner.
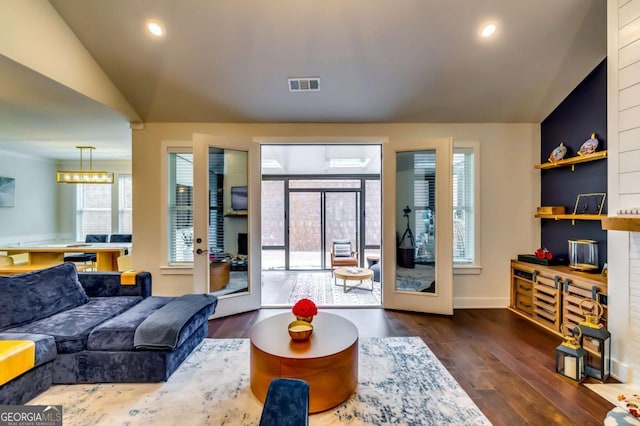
(231, 186), (248, 211)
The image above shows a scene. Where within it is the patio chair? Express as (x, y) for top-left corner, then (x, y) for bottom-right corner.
(330, 239), (359, 275)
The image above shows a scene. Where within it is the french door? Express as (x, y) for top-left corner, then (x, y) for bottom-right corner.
(382, 138), (454, 315)
(192, 134), (261, 318)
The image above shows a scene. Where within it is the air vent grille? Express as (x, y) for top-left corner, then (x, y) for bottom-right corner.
(288, 77), (320, 92)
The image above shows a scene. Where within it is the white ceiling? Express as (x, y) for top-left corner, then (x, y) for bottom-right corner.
(0, 0), (606, 160)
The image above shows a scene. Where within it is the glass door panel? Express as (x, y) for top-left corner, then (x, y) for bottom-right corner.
(396, 151), (435, 293)
(324, 192), (359, 267)
(289, 192), (321, 269)
(261, 180), (285, 270)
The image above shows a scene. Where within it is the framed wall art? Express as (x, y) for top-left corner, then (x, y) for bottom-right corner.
(572, 192), (606, 215)
(0, 177), (15, 207)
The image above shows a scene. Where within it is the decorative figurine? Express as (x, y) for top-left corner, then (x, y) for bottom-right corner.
(548, 142), (567, 162)
(578, 133), (599, 155)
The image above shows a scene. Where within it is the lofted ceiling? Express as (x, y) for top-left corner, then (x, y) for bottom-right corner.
(0, 0), (606, 161)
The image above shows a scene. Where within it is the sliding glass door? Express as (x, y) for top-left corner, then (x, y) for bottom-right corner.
(289, 192), (322, 269)
(324, 192), (359, 267)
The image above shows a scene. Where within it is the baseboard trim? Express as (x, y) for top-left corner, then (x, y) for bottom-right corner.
(612, 359), (629, 382)
(453, 297), (509, 309)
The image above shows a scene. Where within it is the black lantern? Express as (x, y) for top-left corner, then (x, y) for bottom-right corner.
(556, 322), (587, 382)
(577, 300), (611, 382)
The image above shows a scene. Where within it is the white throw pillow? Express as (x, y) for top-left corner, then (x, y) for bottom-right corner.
(334, 244), (352, 257)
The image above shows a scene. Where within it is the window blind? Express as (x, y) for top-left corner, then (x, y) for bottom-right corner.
(453, 150), (474, 263)
(118, 175), (133, 233)
(168, 153), (194, 262)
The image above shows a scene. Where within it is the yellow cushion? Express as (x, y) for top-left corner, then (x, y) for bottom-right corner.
(120, 270), (142, 286)
(0, 340), (35, 386)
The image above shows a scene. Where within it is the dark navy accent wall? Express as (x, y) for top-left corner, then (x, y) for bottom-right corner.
(540, 59), (607, 268)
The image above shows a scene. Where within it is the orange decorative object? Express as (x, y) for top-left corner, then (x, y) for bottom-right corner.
(288, 320), (313, 341)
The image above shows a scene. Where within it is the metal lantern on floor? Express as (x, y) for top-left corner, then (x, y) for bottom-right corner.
(556, 322), (586, 382)
(577, 300), (611, 382)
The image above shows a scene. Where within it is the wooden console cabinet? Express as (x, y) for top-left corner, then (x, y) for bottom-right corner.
(509, 260), (607, 337)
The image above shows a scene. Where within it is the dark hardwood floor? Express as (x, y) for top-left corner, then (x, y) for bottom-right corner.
(208, 308), (614, 425)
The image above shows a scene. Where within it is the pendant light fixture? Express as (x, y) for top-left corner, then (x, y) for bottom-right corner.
(56, 146), (114, 184)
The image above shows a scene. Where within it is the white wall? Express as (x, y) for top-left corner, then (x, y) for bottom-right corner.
(0, 0), (139, 121)
(0, 154), (132, 245)
(0, 150), (58, 245)
(132, 122), (540, 302)
(607, 0), (640, 382)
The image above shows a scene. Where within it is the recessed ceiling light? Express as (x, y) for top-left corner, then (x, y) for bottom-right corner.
(147, 20), (165, 37)
(481, 23), (496, 38)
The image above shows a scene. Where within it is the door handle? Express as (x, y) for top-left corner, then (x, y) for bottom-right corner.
(196, 248), (208, 255)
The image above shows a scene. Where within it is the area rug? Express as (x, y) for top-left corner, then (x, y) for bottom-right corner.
(30, 337), (491, 426)
(287, 272), (382, 305)
(396, 264), (435, 293)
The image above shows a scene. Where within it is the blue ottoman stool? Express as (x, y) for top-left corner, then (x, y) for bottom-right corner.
(370, 263), (380, 282)
(259, 378), (309, 426)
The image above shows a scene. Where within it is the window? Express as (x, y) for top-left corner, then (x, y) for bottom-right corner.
(76, 184), (112, 240)
(118, 175), (133, 233)
(453, 142), (480, 270)
(75, 174), (133, 240)
(168, 152), (194, 263)
(411, 143), (480, 271)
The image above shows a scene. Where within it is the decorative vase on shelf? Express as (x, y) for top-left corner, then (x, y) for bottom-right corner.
(578, 133), (599, 155)
(548, 142), (567, 162)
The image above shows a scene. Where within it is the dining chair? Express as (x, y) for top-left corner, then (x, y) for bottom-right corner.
(64, 234), (109, 270)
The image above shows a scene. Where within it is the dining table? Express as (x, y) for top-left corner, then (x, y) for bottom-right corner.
(0, 243), (132, 274)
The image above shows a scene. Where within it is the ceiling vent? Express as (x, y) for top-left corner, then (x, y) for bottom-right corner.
(288, 77), (320, 92)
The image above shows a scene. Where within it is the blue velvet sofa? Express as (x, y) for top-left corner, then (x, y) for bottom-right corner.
(0, 263), (217, 405)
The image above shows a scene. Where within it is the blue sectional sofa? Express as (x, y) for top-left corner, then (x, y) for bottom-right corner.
(0, 263), (217, 405)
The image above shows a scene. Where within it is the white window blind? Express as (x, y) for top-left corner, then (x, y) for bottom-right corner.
(76, 184), (112, 240)
(411, 148), (477, 265)
(168, 153), (194, 263)
(208, 149), (225, 256)
(118, 175), (133, 233)
(413, 152), (436, 262)
(453, 149), (475, 264)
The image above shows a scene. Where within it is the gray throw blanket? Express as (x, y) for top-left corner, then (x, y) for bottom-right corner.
(134, 294), (215, 350)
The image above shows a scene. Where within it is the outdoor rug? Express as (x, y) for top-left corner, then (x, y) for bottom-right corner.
(287, 272), (382, 305)
(30, 337), (491, 426)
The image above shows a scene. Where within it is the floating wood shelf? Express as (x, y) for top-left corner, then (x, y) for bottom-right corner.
(534, 150), (607, 170)
(601, 216), (640, 232)
(534, 214), (605, 221)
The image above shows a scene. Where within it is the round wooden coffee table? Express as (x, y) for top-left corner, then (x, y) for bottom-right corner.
(333, 267), (374, 293)
(250, 312), (358, 413)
